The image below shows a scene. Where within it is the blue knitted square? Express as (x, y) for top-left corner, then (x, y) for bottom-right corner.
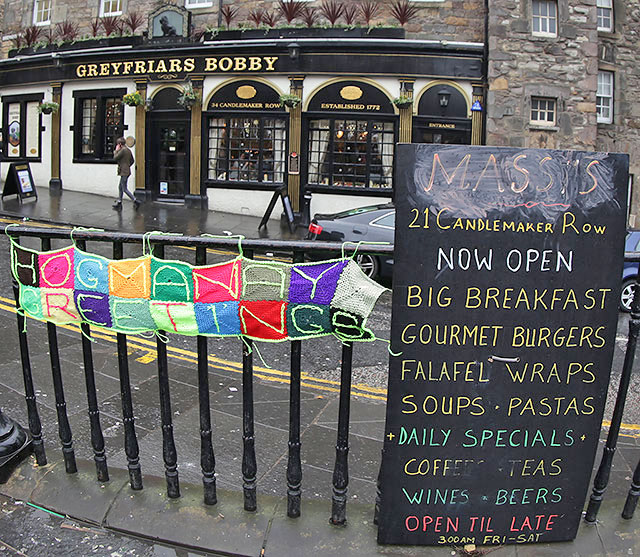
(195, 301), (240, 336)
(74, 249), (109, 293)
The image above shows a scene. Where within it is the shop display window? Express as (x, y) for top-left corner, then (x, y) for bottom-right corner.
(307, 118), (395, 191)
(207, 116), (287, 186)
(2, 94), (43, 161)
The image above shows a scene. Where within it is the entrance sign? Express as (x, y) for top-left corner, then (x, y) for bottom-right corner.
(2, 163), (37, 201)
(378, 145), (628, 546)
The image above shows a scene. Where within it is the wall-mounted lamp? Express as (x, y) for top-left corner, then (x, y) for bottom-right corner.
(438, 89), (451, 108)
(288, 42), (300, 61)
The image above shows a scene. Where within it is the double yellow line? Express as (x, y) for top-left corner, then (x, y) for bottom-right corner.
(0, 294), (386, 401)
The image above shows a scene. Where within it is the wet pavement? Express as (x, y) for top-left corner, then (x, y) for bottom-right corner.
(0, 188), (639, 555)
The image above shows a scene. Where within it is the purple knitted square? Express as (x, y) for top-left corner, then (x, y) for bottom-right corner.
(289, 260), (348, 305)
(75, 291), (112, 328)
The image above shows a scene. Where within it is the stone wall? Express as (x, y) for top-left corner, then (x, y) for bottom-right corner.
(486, 0), (599, 151)
(0, 0), (485, 48)
(595, 0), (640, 226)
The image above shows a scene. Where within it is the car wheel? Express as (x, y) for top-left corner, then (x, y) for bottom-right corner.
(355, 253), (379, 279)
(621, 278), (638, 312)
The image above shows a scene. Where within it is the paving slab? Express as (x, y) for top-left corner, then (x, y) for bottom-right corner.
(30, 458), (130, 525)
(105, 473), (277, 557)
(0, 455), (58, 502)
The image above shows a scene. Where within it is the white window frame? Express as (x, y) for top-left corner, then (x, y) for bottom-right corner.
(597, 0), (613, 32)
(33, 0), (52, 26)
(532, 0), (557, 37)
(185, 0), (213, 7)
(597, 71), (614, 124)
(100, 0), (122, 16)
(530, 97), (557, 126)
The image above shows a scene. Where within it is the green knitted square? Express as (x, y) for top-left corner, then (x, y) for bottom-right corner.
(330, 260), (386, 319)
(19, 285), (43, 320)
(241, 258), (290, 302)
(151, 258), (194, 302)
(150, 301), (199, 335)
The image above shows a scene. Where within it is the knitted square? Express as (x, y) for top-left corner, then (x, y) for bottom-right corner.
(193, 259), (241, 303)
(19, 285), (43, 319)
(289, 260), (348, 305)
(109, 258), (151, 299)
(75, 291), (112, 328)
(239, 300), (288, 340)
(41, 288), (80, 324)
(74, 250), (109, 293)
(330, 307), (375, 342)
(39, 247), (75, 289)
(287, 303), (332, 339)
(150, 301), (198, 335)
(195, 301), (241, 336)
(11, 244), (39, 286)
(151, 258), (194, 302)
(109, 297), (155, 333)
(330, 260), (386, 319)
(242, 259), (290, 302)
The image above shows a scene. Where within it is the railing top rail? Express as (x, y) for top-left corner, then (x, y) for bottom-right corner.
(2, 225), (394, 255)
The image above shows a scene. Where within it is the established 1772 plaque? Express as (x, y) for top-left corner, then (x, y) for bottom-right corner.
(377, 145), (628, 546)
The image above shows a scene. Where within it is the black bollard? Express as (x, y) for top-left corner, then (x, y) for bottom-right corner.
(0, 408), (31, 473)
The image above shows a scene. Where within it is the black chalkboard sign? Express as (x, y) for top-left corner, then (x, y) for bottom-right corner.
(377, 145), (629, 546)
(258, 186), (296, 233)
(2, 163), (37, 202)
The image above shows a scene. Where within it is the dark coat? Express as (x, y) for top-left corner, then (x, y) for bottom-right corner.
(114, 145), (134, 176)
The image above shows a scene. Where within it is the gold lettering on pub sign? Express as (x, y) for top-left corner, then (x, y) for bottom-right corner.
(429, 122), (456, 129)
(76, 56), (279, 78)
(320, 103), (381, 111)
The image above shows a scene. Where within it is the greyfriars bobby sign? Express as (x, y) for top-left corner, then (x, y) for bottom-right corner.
(148, 4), (191, 39)
(378, 145), (628, 546)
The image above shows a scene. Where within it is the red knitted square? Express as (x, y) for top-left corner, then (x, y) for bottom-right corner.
(239, 300), (288, 340)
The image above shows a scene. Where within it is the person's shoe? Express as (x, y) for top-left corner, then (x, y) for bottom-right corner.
(133, 199), (141, 210)
(112, 200), (122, 210)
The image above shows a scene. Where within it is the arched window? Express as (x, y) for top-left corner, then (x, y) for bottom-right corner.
(205, 81), (287, 189)
(305, 81), (396, 194)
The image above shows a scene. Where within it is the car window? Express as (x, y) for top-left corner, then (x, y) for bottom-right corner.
(371, 212), (395, 229)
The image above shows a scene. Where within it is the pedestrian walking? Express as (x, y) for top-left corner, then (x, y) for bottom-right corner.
(112, 137), (140, 210)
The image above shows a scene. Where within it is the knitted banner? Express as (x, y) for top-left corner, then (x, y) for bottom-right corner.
(11, 243), (386, 343)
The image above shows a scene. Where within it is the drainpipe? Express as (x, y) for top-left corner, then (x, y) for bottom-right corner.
(218, 0), (223, 28)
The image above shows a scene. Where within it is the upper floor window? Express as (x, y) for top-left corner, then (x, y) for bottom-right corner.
(532, 0), (557, 36)
(597, 0), (613, 31)
(100, 0), (122, 16)
(597, 71), (614, 124)
(530, 97), (556, 126)
(73, 89), (126, 161)
(185, 0), (213, 7)
(33, 0), (52, 25)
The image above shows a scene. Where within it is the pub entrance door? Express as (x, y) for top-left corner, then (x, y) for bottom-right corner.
(149, 117), (190, 200)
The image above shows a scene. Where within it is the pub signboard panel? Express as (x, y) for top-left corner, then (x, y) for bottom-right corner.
(378, 144), (628, 545)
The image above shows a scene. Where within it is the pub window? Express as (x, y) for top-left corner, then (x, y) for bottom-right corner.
(597, 71), (614, 124)
(2, 94), (43, 161)
(530, 97), (556, 126)
(100, 0), (122, 16)
(207, 116), (287, 186)
(73, 89), (126, 162)
(33, 0), (52, 25)
(597, 0), (613, 31)
(307, 118), (395, 191)
(532, 0), (557, 36)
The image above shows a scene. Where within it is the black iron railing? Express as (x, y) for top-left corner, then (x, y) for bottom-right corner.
(5, 225), (393, 525)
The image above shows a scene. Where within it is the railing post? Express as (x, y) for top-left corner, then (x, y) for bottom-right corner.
(113, 241), (143, 490)
(287, 251), (304, 518)
(76, 239), (109, 482)
(331, 341), (353, 525)
(11, 238), (46, 465)
(195, 246), (217, 505)
(623, 456), (640, 519)
(585, 279), (640, 522)
(41, 238), (76, 474)
(242, 248), (257, 512)
(152, 243), (180, 498)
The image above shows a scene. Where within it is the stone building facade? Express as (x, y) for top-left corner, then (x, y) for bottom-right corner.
(0, 0), (638, 222)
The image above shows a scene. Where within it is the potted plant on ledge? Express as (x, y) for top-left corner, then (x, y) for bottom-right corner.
(177, 82), (199, 110)
(37, 101), (60, 115)
(279, 93), (301, 109)
(122, 91), (145, 107)
(392, 95), (413, 110)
